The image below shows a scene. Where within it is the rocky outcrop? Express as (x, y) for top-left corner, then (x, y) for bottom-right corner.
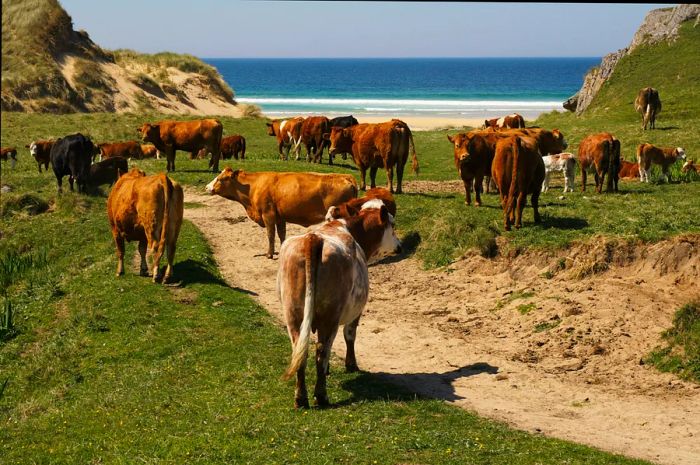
(564, 4), (700, 114)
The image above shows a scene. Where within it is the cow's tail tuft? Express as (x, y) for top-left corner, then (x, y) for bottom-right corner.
(283, 234), (323, 380)
(158, 174), (172, 261)
(507, 137), (522, 219)
(408, 127), (419, 175)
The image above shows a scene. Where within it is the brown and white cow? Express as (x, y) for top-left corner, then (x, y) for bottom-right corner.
(542, 152), (576, 193)
(634, 87), (661, 130)
(140, 144), (160, 159)
(578, 132), (621, 193)
(681, 160), (700, 175)
(278, 203), (401, 408)
(97, 141), (143, 162)
(206, 168), (358, 258)
(325, 187), (397, 219)
(107, 168), (184, 283)
(25, 140), (55, 173)
(266, 117), (304, 161)
(483, 113), (525, 130)
(492, 135), (545, 231)
(300, 116), (331, 163)
(1, 147), (17, 169)
(327, 119), (419, 194)
(636, 143), (685, 183)
(618, 159), (640, 180)
(138, 119), (223, 172)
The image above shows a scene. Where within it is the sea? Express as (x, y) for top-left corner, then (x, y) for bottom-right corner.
(203, 58), (599, 120)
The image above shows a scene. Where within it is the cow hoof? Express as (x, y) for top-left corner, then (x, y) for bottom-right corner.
(266, 253), (274, 259)
(295, 397), (310, 409)
(314, 395), (330, 408)
(475, 202), (482, 207)
(504, 225), (511, 231)
(345, 363), (359, 373)
(139, 269), (149, 277)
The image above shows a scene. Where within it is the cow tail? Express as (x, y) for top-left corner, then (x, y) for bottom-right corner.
(241, 138), (246, 159)
(158, 174), (172, 257)
(408, 127), (419, 175)
(283, 234), (323, 380)
(507, 137), (522, 217)
(605, 141), (614, 192)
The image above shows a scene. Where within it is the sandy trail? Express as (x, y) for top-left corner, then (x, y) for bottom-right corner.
(183, 187), (700, 465)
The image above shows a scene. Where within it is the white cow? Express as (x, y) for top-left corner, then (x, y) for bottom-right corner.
(542, 152), (577, 193)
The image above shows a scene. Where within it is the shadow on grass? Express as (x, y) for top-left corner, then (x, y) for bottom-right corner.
(401, 191), (457, 200)
(655, 126), (680, 131)
(336, 362), (499, 406)
(172, 259), (258, 296)
(540, 216), (589, 230)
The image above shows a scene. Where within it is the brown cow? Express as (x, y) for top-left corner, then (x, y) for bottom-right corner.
(107, 168), (184, 283)
(300, 116), (331, 163)
(140, 144), (160, 159)
(325, 187), (397, 219)
(279, 203), (401, 408)
(327, 119), (419, 194)
(618, 159), (640, 180)
(138, 119), (223, 172)
(1, 147), (17, 169)
(578, 132), (621, 193)
(681, 160), (700, 174)
(266, 117), (304, 161)
(25, 140), (54, 173)
(97, 141), (143, 161)
(634, 87), (661, 130)
(483, 113), (526, 130)
(492, 135), (545, 231)
(447, 132), (493, 206)
(221, 135), (246, 160)
(206, 168), (358, 258)
(636, 143), (686, 183)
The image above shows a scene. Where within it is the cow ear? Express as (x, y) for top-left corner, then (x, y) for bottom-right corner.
(447, 134), (454, 143)
(325, 206), (339, 221)
(231, 169), (241, 178)
(379, 205), (389, 223)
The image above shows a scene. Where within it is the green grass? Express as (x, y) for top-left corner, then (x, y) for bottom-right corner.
(0, 191), (650, 464)
(646, 301), (700, 383)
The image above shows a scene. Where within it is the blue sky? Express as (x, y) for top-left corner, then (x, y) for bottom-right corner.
(61, 1), (668, 58)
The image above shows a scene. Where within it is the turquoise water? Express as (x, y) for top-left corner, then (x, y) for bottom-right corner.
(204, 57), (599, 118)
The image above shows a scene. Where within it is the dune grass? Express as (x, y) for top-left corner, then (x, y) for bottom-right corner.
(646, 301), (700, 383)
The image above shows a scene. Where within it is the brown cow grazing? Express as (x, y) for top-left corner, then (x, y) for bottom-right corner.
(206, 168), (358, 258)
(634, 87), (661, 130)
(483, 113), (526, 130)
(327, 119), (419, 194)
(325, 187), (397, 220)
(266, 117), (304, 161)
(578, 132), (621, 193)
(221, 135), (246, 160)
(107, 168), (184, 283)
(492, 135), (545, 230)
(138, 119), (223, 172)
(447, 132), (493, 206)
(279, 203), (401, 408)
(89, 156), (128, 189)
(636, 143), (685, 183)
(300, 116), (331, 163)
(618, 159), (640, 180)
(681, 160), (700, 175)
(97, 141), (144, 162)
(1, 147), (18, 169)
(25, 140), (55, 173)
(140, 144), (160, 159)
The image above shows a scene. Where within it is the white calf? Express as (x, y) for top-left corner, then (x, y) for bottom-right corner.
(542, 153), (576, 193)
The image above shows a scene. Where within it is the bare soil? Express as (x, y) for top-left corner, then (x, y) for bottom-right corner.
(183, 187), (700, 465)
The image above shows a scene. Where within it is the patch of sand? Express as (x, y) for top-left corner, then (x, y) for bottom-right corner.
(182, 186), (700, 465)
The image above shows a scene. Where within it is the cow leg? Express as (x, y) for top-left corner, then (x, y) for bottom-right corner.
(463, 178), (472, 206)
(359, 166), (367, 191)
(163, 241), (177, 284)
(287, 327), (309, 409)
(385, 166), (394, 194)
(581, 169), (587, 192)
(542, 172), (550, 193)
(56, 176), (63, 194)
(503, 196), (513, 231)
(150, 243), (164, 283)
(264, 216), (276, 259)
(137, 240), (149, 276)
(474, 175), (483, 206)
(396, 163), (405, 195)
(115, 236), (126, 276)
(532, 190), (542, 223)
(314, 326), (338, 407)
(515, 192), (526, 229)
(343, 316), (361, 372)
(369, 165), (379, 190)
(276, 220), (286, 245)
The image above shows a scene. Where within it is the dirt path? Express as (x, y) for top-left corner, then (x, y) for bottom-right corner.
(183, 188), (700, 465)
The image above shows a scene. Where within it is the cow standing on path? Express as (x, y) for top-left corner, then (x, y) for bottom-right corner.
(138, 119), (223, 172)
(206, 168), (358, 258)
(50, 133), (96, 194)
(278, 203), (401, 408)
(107, 169), (184, 283)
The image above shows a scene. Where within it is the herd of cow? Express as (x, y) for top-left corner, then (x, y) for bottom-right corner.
(1, 85), (696, 406)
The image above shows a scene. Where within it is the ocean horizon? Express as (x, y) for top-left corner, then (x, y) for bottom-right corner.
(204, 57), (600, 120)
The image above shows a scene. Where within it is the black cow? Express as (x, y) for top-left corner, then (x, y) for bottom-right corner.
(50, 133), (97, 193)
(88, 156), (128, 190)
(328, 115), (360, 162)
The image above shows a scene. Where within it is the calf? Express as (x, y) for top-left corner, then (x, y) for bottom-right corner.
(492, 135), (545, 231)
(97, 141), (143, 161)
(140, 144), (160, 159)
(266, 118), (304, 161)
(107, 169), (184, 283)
(681, 160), (700, 175)
(25, 140), (54, 173)
(89, 156), (128, 189)
(447, 132), (493, 206)
(206, 168), (358, 258)
(1, 147), (17, 169)
(618, 159), (640, 180)
(542, 153), (576, 193)
(578, 132), (621, 193)
(50, 133), (96, 193)
(278, 204), (401, 408)
(636, 143), (685, 183)
(325, 187), (397, 219)
(221, 135), (246, 160)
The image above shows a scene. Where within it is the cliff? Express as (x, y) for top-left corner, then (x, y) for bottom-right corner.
(1, 0), (253, 116)
(567, 4), (700, 115)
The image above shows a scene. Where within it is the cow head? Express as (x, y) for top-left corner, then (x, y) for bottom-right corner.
(265, 122), (276, 136)
(675, 147), (686, 160)
(342, 205), (401, 264)
(681, 160), (695, 173)
(206, 167), (243, 200)
(447, 133), (471, 165)
(28, 142), (38, 157)
(138, 123), (160, 144)
(327, 127), (353, 156)
(121, 167), (147, 180)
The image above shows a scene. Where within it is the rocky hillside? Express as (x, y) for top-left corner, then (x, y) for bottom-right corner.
(1, 0), (251, 116)
(566, 4), (700, 114)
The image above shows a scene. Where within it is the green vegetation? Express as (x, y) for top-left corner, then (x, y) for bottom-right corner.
(517, 303), (537, 315)
(646, 302), (700, 383)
